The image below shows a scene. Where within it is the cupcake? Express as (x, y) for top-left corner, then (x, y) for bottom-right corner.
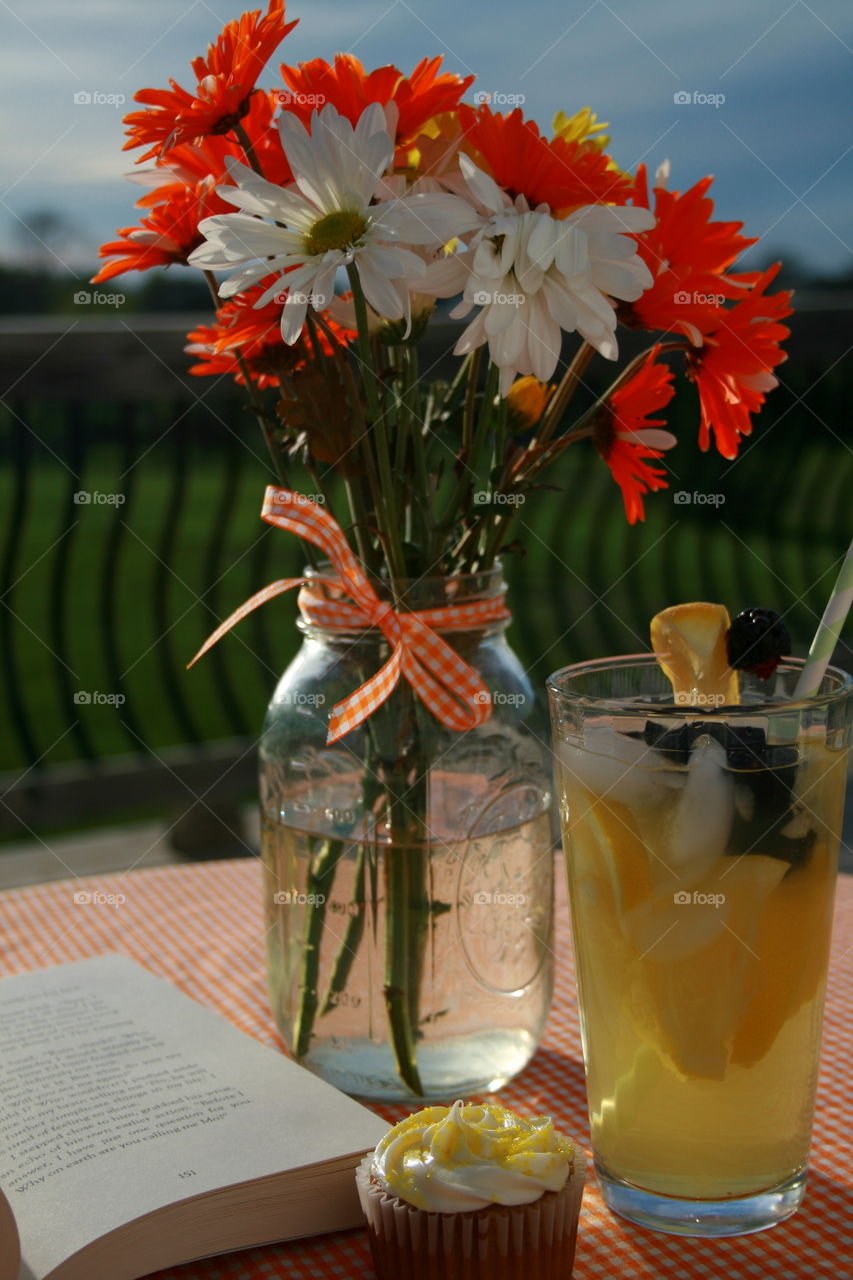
(356, 1100), (586, 1279)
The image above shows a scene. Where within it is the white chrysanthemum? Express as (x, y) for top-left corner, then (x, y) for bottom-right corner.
(188, 103), (478, 344)
(420, 155), (656, 395)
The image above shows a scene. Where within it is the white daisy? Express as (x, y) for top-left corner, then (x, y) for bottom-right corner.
(188, 102), (478, 344)
(419, 154), (656, 395)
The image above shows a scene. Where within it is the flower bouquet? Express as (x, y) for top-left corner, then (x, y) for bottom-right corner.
(97, 0), (792, 1098)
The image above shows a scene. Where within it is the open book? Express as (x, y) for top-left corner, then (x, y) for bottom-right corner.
(0, 954), (387, 1280)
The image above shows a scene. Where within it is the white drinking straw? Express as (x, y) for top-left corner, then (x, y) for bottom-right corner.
(793, 537), (853, 698)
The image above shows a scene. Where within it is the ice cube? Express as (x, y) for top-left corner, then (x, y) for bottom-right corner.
(558, 727), (683, 810)
(667, 735), (734, 872)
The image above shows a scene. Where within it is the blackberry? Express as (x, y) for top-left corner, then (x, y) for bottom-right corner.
(726, 607), (791, 679)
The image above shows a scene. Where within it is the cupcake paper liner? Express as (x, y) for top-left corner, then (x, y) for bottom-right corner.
(356, 1147), (586, 1280)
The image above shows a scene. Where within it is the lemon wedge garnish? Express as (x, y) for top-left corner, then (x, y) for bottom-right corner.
(650, 602), (739, 706)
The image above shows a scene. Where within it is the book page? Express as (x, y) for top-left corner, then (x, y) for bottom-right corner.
(0, 955), (386, 1280)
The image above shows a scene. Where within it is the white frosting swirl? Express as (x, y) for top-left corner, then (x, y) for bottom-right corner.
(371, 1100), (573, 1212)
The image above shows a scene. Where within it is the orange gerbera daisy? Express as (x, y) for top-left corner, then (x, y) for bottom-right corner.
(278, 54), (474, 147)
(685, 263), (793, 459)
(132, 92), (291, 206)
(92, 179), (232, 282)
(124, 0), (297, 162)
(594, 349), (677, 523)
(624, 165), (757, 343)
(456, 104), (631, 215)
(186, 280), (353, 387)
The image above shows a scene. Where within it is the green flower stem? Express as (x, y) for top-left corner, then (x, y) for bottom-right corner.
(316, 714), (388, 1021)
(403, 700), (433, 1038)
(449, 361), (501, 566)
(310, 308), (386, 574)
(394, 343), (431, 551)
(346, 264), (407, 583)
(368, 685), (430, 1097)
(474, 343), (690, 567)
(318, 843), (366, 1017)
(383, 780), (427, 1094)
(343, 477), (372, 567)
(438, 349), (476, 423)
(491, 389), (510, 492)
(384, 848), (424, 1095)
(535, 340), (595, 449)
(477, 427), (595, 572)
(409, 378), (437, 558)
(291, 834), (343, 1058)
(461, 348), (483, 458)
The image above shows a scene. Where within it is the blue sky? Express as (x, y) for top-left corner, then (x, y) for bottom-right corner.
(2, 0), (851, 279)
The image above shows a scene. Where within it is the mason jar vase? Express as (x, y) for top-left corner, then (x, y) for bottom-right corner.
(259, 566), (555, 1101)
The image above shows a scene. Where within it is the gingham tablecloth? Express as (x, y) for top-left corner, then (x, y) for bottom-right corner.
(1, 858), (850, 1280)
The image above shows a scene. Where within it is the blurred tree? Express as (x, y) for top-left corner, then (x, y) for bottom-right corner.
(11, 208), (79, 272)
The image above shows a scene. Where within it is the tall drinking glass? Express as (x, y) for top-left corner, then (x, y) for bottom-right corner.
(547, 655), (852, 1236)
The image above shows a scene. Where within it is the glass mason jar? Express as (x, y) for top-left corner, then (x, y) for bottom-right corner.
(259, 565), (554, 1101)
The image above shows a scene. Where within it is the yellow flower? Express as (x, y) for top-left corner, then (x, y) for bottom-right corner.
(507, 376), (555, 433)
(399, 113), (463, 185)
(552, 107), (610, 151)
(552, 107), (628, 180)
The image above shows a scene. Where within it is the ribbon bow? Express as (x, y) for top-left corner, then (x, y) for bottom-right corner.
(189, 487), (510, 743)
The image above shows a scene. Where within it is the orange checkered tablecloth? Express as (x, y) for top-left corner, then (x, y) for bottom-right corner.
(1, 857), (850, 1280)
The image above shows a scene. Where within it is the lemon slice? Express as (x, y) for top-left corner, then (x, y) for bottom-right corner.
(630, 854), (787, 1080)
(651, 602), (739, 706)
(730, 842), (833, 1067)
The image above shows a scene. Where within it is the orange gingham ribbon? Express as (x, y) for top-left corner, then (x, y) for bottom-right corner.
(189, 487), (510, 743)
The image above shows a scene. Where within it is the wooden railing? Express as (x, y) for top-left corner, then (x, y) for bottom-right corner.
(0, 306), (850, 845)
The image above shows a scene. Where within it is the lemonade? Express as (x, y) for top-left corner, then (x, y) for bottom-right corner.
(548, 650), (852, 1235)
(558, 731), (845, 1199)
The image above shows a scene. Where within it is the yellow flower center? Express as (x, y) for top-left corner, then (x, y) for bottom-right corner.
(303, 210), (368, 256)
